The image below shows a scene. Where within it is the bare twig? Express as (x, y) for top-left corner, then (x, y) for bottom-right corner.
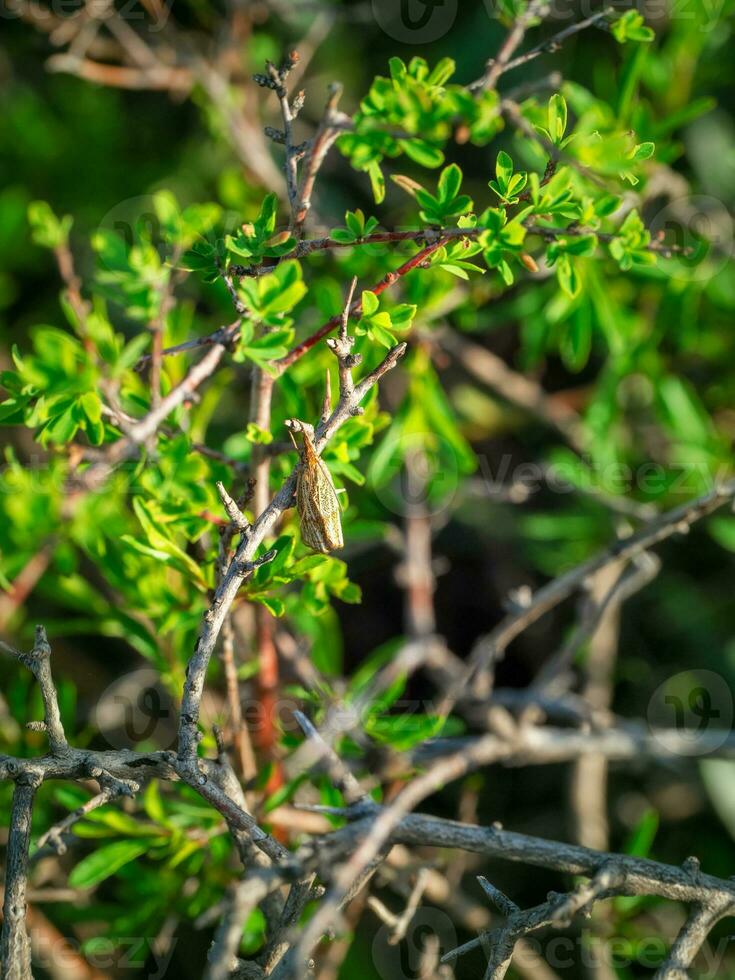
(259, 52), (303, 212)
(470, 0), (550, 93)
(499, 7), (614, 78)
(291, 82), (347, 238)
(367, 867), (430, 945)
(447, 480), (735, 709)
(34, 779), (138, 856)
(177, 341), (408, 764)
(0, 627), (67, 755)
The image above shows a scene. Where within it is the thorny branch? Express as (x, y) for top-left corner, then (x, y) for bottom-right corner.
(176, 336), (408, 765)
(447, 479), (735, 709)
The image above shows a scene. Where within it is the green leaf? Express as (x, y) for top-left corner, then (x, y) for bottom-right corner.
(427, 57), (456, 87)
(631, 141), (655, 161)
(437, 163), (462, 203)
(252, 595), (286, 617)
(330, 228), (357, 244)
(556, 254), (580, 299)
(366, 161), (386, 204)
(403, 140), (444, 168)
(548, 94), (568, 145)
(69, 840), (150, 889)
(611, 9), (655, 42)
(361, 291), (380, 317)
(257, 192), (279, 234)
(624, 808), (659, 858)
(495, 151), (513, 187)
(79, 391), (102, 425)
(561, 312), (592, 371)
(28, 201), (73, 250)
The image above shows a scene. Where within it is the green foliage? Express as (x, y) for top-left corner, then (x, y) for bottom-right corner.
(330, 209), (380, 244)
(355, 290), (416, 348)
(338, 56), (501, 202)
(546, 233), (597, 301)
(611, 9), (656, 43)
(224, 193), (296, 264)
(608, 209), (657, 270)
(534, 94), (574, 149)
(27, 200), (72, 250)
(489, 151), (528, 205)
(412, 164), (474, 225)
(477, 207), (529, 285)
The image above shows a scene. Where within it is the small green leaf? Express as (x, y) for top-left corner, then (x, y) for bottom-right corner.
(438, 163), (463, 203)
(548, 94), (568, 145)
(366, 161), (386, 204)
(495, 151), (513, 187)
(631, 141), (655, 161)
(69, 840), (150, 889)
(28, 201), (73, 250)
(361, 291), (380, 317)
(403, 140), (445, 168)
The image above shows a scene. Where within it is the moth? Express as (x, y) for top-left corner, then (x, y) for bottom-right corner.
(287, 421), (344, 554)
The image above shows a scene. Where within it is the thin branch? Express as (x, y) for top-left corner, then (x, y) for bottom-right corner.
(289, 733), (507, 971)
(262, 52), (302, 212)
(653, 899), (733, 980)
(325, 275), (360, 401)
(155, 214), (687, 367)
(34, 777), (138, 855)
(443, 865), (625, 978)
(204, 871), (283, 980)
(400, 722), (735, 788)
(292, 711), (370, 808)
(275, 237), (447, 372)
(328, 809), (735, 909)
(0, 543), (55, 632)
(81, 321), (241, 487)
(470, 0), (551, 93)
(0, 627), (67, 755)
(291, 82), (347, 238)
(445, 480), (735, 710)
(532, 553), (660, 692)
(216, 481), (251, 533)
(176, 341), (408, 764)
(500, 7), (614, 78)
(258, 874), (321, 975)
(376, 867), (430, 945)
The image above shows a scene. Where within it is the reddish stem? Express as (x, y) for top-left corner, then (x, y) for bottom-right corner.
(275, 238), (448, 373)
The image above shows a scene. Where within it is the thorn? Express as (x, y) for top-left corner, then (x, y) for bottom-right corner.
(321, 368), (332, 423)
(341, 276), (359, 341)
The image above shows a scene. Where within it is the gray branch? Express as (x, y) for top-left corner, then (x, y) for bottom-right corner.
(446, 480), (735, 710)
(1, 778), (40, 980)
(177, 340), (407, 765)
(0, 627), (67, 755)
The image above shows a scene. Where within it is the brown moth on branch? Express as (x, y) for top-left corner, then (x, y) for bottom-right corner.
(286, 420), (344, 554)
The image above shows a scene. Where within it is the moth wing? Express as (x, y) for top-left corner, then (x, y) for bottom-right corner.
(296, 457), (344, 553)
